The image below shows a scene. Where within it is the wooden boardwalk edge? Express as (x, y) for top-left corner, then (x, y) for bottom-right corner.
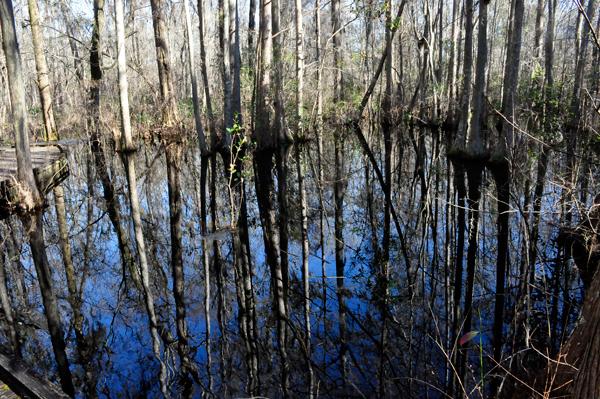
(0, 346), (70, 399)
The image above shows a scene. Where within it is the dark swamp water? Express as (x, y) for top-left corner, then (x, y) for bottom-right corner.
(0, 133), (590, 398)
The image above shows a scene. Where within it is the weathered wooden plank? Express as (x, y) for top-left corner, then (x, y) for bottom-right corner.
(0, 147), (63, 183)
(0, 146), (69, 219)
(0, 382), (19, 399)
(0, 346), (70, 399)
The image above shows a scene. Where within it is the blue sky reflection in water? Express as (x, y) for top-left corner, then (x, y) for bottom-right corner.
(2, 139), (585, 398)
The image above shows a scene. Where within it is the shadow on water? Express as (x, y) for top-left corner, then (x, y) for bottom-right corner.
(0, 132), (588, 398)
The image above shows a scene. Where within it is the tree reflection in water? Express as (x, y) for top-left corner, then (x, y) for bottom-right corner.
(0, 138), (588, 398)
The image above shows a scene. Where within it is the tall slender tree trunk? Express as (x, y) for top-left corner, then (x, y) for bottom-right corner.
(254, 0), (274, 148)
(332, 0), (343, 104)
(220, 0), (232, 132)
(183, 0), (208, 156)
(114, 0), (168, 393)
(27, 0), (57, 141)
(149, 0), (177, 125)
(294, 0), (304, 140)
(197, 0), (217, 146)
(545, 0), (557, 87)
(445, 0), (460, 127)
(272, 0), (290, 143)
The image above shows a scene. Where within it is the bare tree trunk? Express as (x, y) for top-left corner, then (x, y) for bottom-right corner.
(445, 0), (460, 127)
(89, 0), (104, 141)
(220, 0), (232, 132)
(332, 0), (343, 103)
(468, 0), (489, 158)
(114, 0), (168, 393)
(254, 0), (274, 148)
(569, 0), (597, 133)
(183, 0), (208, 155)
(294, 0), (303, 139)
(197, 0), (217, 146)
(0, 0), (40, 204)
(150, 0), (177, 125)
(27, 0), (57, 141)
(230, 0), (241, 123)
(533, 0), (544, 67)
(545, 0), (557, 87)
(272, 0), (290, 143)
(454, 0), (474, 150)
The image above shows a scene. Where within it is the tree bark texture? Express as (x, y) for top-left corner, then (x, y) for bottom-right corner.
(26, 0), (57, 141)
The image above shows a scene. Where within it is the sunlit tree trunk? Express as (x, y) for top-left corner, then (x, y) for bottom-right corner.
(332, 0), (343, 103)
(27, 0), (57, 141)
(253, 0), (273, 148)
(149, 0), (177, 125)
(220, 0), (232, 131)
(230, 0), (241, 125)
(183, 0), (208, 156)
(294, 0), (303, 140)
(197, 0), (217, 147)
(272, 0), (290, 144)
